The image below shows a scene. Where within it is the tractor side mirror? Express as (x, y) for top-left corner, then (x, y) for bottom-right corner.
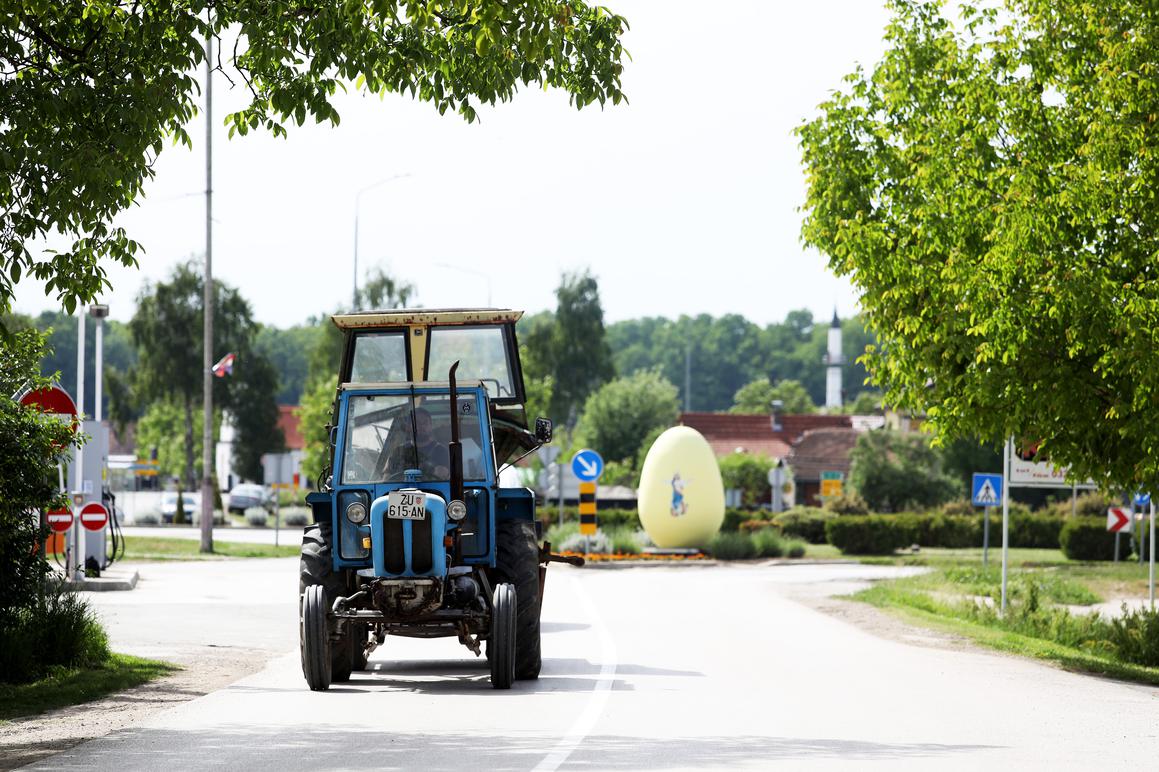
(534, 417), (553, 444)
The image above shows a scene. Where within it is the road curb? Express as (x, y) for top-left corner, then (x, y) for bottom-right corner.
(65, 569), (140, 592)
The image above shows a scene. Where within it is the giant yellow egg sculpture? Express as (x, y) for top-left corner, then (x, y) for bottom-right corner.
(638, 426), (725, 548)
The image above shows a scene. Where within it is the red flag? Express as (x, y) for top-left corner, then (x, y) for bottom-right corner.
(211, 352), (236, 378)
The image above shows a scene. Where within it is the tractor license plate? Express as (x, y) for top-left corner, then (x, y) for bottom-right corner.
(387, 491), (426, 520)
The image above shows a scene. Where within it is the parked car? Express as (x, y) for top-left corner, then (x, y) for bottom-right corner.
(160, 492), (200, 524)
(228, 484), (272, 514)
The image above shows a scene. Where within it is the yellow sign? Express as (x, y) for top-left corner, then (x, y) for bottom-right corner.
(820, 479), (843, 498)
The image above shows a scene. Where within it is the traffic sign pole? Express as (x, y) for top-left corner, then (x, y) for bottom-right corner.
(983, 509), (990, 570)
(1001, 436), (1011, 616)
(1150, 501), (1155, 609)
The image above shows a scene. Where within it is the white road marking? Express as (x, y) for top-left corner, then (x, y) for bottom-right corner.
(533, 575), (618, 772)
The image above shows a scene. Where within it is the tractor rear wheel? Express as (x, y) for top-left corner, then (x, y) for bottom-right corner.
(496, 520), (542, 680)
(301, 584), (332, 691)
(489, 583), (516, 689)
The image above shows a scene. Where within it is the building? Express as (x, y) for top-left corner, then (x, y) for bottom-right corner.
(785, 426), (862, 506)
(678, 411), (852, 461)
(262, 406), (306, 488)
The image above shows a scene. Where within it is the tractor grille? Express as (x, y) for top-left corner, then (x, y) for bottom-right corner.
(384, 517), (405, 574)
(411, 515), (433, 574)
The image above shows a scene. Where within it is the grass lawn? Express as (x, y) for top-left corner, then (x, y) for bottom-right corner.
(803, 543), (843, 560)
(847, 547), (1159, 684)
(122, 536), (300, 560)
(0, 654), (178, 722)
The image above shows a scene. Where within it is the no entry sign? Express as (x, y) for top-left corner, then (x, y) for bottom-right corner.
(79, 502), (109, 532)
(47, 508), (74, 533)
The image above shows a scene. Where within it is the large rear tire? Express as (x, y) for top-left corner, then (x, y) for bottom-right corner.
(301, 584), (332, 691)
(489, 583), (516, 689)
(496, 520), (542, 680)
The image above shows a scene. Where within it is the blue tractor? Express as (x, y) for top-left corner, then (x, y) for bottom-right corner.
(299, 309), (580, 690)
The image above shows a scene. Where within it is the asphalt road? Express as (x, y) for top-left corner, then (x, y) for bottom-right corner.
(31, 560), (1159, 770)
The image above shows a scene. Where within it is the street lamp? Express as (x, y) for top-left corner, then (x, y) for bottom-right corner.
(353, 173), (411, 310)
(434, 262), (493, 307)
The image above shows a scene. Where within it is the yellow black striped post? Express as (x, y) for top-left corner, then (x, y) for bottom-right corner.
(579, 481), (598, 535)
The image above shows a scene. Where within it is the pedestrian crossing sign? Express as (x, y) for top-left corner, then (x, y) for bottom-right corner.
(972, 473), (1002, 507)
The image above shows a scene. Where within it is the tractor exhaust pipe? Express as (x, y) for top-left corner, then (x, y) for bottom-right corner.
(448, 361), (464, 505)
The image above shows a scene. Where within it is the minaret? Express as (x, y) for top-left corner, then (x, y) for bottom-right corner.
(825, 310), (843, 409)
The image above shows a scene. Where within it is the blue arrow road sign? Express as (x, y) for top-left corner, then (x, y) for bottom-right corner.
(1135, 492), (1151, 507)
(571, 449), (604, 482)
(972, 473), (1003, 507)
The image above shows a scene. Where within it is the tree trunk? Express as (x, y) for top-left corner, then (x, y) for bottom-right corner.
(183, 393), (196, 491)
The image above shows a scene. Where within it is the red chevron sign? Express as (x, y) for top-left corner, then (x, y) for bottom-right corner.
(1107, 507), (1131, 533)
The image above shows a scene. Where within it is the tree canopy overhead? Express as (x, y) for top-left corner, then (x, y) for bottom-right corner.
(1, 1), (628, 313)
(798, 0), (1159, 491)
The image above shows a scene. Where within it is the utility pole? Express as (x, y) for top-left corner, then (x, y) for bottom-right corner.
(200, 14), (215, 554)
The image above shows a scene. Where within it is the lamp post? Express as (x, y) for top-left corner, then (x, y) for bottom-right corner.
(353, 173), (411, 310)
(433, 262), (493, 306)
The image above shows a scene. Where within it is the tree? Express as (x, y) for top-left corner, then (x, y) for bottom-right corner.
(718, 453), (774, 508)
(1, 2), (627, 314)
(844, 390), (882, 415)
(298, 375), (339, 488)
(129, 260), (275, 489)
(576, 370), (678, 465)
(848, 430), (962, 513)
(523, 271), (615, 424)
(0, 328), (78, 679)
(228, 352), (285, 482)
(798, 0), (1159, 491)
(730, 378), (816, 415)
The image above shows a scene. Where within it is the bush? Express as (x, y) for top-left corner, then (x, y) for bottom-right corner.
(739, 519), (774, 533)
(709, 532), (757, 560)
(1108, 605), (1159, 667)
(823, 493), (869, 515)
(560, 531), (612, 554)
(773, 507), (833, 544)
(722, 507), (762, 532)
(281, 508), (310, 527)
(752, 528), (785, 558)
(1008, 513), (1064, 549)
(1060, 518), (1126, 561)
(1046, 491), (1118, 518)
(0, 584), (109, 684)
(785, 540), (807, 558)
(606, 527), (642, 555)
(826, 515), (911, 555)
(245, 508), (269, 527)
(717, 453), (775, 508)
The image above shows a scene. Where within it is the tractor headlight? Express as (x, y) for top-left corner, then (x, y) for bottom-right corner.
(345, 500), (368, 525)
(447, 499), (467, 521)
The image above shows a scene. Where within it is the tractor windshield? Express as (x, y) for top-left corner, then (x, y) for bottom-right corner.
(426, 326), (515, 399)
(340, 392), (489, 485)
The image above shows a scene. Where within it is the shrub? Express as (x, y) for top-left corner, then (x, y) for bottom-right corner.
(560, 531), (612, 554)
(773, 507), (833, 544)
(281, 508), (310, 527)
(0, 583), (109, 684)
(739, 519), (775, 533)
(826, 515), (911, 555)
(722, 507), (761, 532)
(709, 532), (757, 560)
(1008, 513), (1064, 549)
(785, 540), (807, 558)
(1046, 491), (1119, 518)
(245, 508), (269, 527)
(752, 528), (785, 558)
(1108, 605), (1159, 667)
(823, 493), (869, 515)
(607, 527), (642, 555)
(718, 453), (775, 508)
(1060, 518), (1126, 561)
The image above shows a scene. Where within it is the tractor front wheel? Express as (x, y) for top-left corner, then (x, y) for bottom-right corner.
(301, 584), (332, 691)
(489, 583), (516, 689)
(496, 520), (542, 680)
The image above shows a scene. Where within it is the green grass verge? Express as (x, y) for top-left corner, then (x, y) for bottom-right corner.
(848, 551), (1159, 685)
(0, 653), (178, 722)
(122, 536), (300, 560)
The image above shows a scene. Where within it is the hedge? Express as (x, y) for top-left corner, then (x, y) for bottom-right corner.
(826, 512), (1069, 555)
(772, 507), (833, 544)
(826, 515), (912, 555)
(1060, 518), (1131, 561)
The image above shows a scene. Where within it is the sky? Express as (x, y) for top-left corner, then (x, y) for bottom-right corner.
(12, 1), (893, 330)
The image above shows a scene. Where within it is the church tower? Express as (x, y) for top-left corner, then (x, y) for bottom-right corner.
(825, 310), (843, 409)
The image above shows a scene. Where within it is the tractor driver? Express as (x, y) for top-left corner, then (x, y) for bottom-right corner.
(381, 407), (450, 480)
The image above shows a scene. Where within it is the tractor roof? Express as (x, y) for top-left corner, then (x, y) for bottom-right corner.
(331, 308), (523, 329)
